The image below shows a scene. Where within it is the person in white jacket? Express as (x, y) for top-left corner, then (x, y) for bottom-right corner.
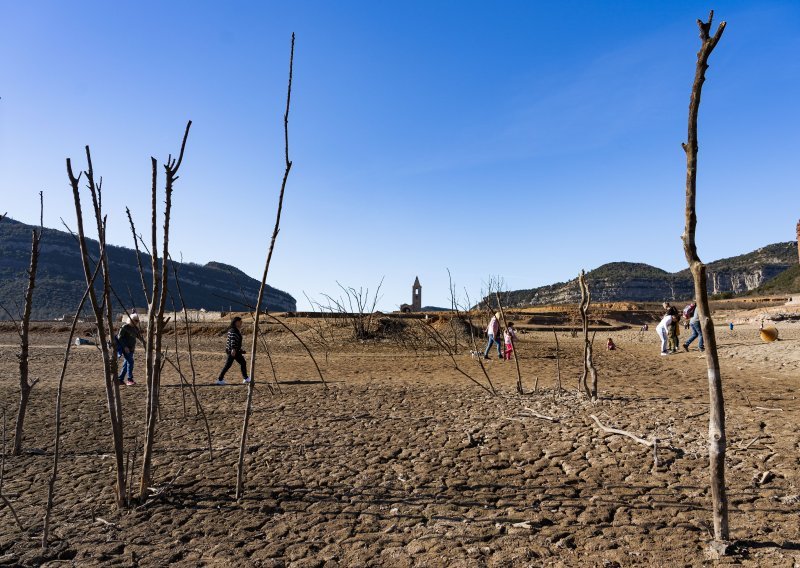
(483, 312), (503, 359)
(656, 314), (677, 356)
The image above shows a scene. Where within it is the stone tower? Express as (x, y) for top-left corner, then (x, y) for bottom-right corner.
(412, 277), (422, 311)
(796, 219), (800, 263)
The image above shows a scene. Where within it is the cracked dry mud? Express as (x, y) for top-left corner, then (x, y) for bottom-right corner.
(0, 322), (798, 566)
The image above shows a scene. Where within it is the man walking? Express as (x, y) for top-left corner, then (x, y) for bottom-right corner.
(683, 305), (705, 352)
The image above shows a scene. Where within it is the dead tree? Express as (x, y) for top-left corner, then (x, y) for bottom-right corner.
(461, 290), (498, 393)
(43, 263), (101, 549)
(12, 192), (43, 456)
(578, 270), (598, 400)
(139, 122), (192, 497)
(418, 319), (496, 396)
(680, 10), (729, 547)
(263, 313), (327, 388)
(494, 291), (524, 394)
(319, 278), (384, 340)
(67, 149), (127, 509)
(552, 328), (562, 399)
(236, 33), (295, 500)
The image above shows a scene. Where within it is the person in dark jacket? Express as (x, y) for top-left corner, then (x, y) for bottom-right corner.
(116, 312), (140, 386)
(216, 316), (250, 385)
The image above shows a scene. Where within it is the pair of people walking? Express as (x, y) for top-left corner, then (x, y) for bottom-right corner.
(483, 312), (517, 361)
(114, 312), (251, 387)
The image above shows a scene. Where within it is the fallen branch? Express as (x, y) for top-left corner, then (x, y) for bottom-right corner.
(742, 435), (761, 450)
(94, 517), (120, 529)
(754, 406), (783, 412)
(522, 408), (558, 422)
(686, 408), (709, 419)
(589, 414), (654, 447)
(137, 467), (183, 509)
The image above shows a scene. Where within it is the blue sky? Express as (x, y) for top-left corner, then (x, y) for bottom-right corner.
(1, 1), (798, 310)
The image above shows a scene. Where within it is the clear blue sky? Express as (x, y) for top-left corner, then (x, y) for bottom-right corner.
(1, 1), (798, 310)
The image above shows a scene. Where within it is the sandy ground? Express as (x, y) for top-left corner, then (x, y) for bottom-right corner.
(0, 317), (798, 567)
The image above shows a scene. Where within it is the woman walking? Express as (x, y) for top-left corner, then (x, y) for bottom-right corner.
(216, 316), (250, 385)
(483, 312), (503, 360)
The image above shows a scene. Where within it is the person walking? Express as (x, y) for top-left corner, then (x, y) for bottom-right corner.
(216, 316), (250, 385)
(503, 322), (517, 361)
(116, 312), (140, 386)
(656, 313), (677, 356)
(483, 312), (503, 360)
(683, 307), (705, 352)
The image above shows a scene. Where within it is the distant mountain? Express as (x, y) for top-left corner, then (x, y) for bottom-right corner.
(0, 218), (296, 320)
(750, 264), (800, 296)
(494, 241), (798, 307)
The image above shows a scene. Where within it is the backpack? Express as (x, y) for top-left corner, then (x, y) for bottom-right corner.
(682, 304), (696, 319)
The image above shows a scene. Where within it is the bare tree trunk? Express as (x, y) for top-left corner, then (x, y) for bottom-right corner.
(577, 270), (593, 398)
(494, 291), (523, 394)
(680, 10), (729, 547)
(13, 192), (43, 456)
(236, 33), (295, 500)
(171, 299), (188, 418)
(170, 259), (214, 459)
(125, 206), (151, 305)
(140, 122), (192, 497)
(67, 151), (127, 509)
(43, 263), (101, 549)
(552, 328), (562, 399)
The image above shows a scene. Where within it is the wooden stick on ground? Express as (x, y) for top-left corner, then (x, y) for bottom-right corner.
(522, 408), (558, 422)
(589, 414), (654, 447)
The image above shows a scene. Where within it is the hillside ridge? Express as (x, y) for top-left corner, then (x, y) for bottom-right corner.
(0, 217), (296, 320)
(496, 241), (798, 307)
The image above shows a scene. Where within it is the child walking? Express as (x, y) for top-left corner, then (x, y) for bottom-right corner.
(503, 322), (517, 361)
(216, 316), (250, 385)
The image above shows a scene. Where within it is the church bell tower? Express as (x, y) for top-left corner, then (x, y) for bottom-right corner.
(412, 277), (422, 311)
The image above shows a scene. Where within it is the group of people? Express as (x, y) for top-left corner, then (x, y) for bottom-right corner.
(655, 301), (704, 356)
(483, 312), (517, 360)
(113, 314), (251, 386)
(112, 302), (705, 384)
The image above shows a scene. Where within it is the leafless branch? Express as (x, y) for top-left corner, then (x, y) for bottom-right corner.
(237, 33), (295, 500)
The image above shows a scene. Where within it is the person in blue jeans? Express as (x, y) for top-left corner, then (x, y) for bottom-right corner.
(683, 308), (704, 352)
(116, 312), (140, 385)
(483, 312), (503, 359)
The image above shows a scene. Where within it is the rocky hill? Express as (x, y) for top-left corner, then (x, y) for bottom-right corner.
(496, 241), (798, 307)
(0, 218), (296, 320)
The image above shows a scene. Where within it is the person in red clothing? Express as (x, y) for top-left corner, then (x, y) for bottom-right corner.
(503, 323), (517, 360)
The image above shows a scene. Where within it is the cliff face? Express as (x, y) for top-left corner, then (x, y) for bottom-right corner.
(497, 242), (798, 308)
(0, 218), (296, 320)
